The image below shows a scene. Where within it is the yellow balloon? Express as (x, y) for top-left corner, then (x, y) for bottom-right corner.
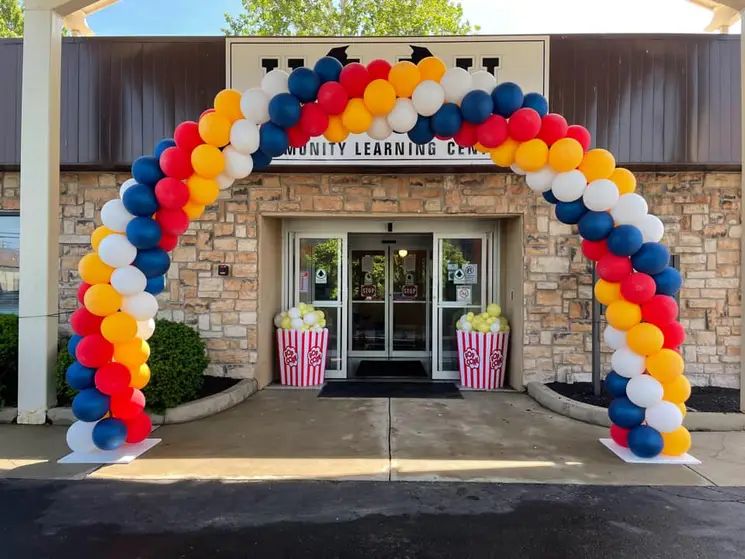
(198, 112), (231, 147)
(341, 98), (373, 134)
(363, 79), (397, 116)
(114, 338), (150, 368)
(187, 175), (219, 205)
(610, 168), (637, 195)
(605, 300), (641, 331)
(91, 226), (114, 251)
(214, 88), (243, 122)
(646, 349), (685, 384)
(183, 200), (205, 220)
(84, 283), (122, 317)
(474, 142), (491, 154)
(78, 253), (114, 285)
(324, 115), (349, 143)
(490, 138), (519, 167)
(663, 374), (691, 404)
(578, 148), (615, 182)
(593, 279), (621, 306)
(129, 363), (151, 389)
(388, 61), (421, 97)
(548, 138), (584, 172)
(100, 311), (138, 343)
(626, 322), (664, 356)
(514, 139), (549, 172)
(417, 56), (446, 82)
(661, 426), (691, 456)
(191, 144), (224, 178)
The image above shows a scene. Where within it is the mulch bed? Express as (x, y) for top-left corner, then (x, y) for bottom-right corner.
(547, 381), (742, 413)
(197, 376), (240, 400)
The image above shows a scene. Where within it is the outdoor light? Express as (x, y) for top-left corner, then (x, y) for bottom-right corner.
(398, 249), (408, 258)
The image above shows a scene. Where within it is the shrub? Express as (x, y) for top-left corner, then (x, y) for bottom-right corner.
(0, 314), (18, 406)
(56, 339), (76, 406)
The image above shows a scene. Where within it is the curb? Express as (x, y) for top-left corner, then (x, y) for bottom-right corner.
(0, 407), (17, 424)
(527, 382), (745, 432)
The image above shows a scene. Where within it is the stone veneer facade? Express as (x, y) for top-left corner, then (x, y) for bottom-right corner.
(0, 170), (739, 388)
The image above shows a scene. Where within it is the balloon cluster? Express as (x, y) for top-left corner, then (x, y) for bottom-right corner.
(274, 304), (326, 332)
(456, 303), (509, 333)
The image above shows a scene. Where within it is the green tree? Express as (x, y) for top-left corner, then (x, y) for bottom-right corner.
(0, 0), (23, 38)
(224, 0), (476, 36)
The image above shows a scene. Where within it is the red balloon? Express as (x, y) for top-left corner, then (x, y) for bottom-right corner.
(435, 134), (452, 141)
(537, 113), (568, 145)
(76, 334), (114, 368)
(70, 307), (104, 336)
(317, 82), (349, 115)
(77, 283), (91, 305)
(124, 411), (152, 444)
(582, 239), (608, 261)
(596, 253), (632, 282)
(174, 121), (202, 152)
(111, 387), (146, 420)
(156, 208), (190, 236)
(287, 125), (310, 148)
(660, 321), (686, 349)
(476, 115), (508, 148)
(367, 59), (391, 81)
(507, 108), (542, 141)
(299, 102), (329, 137)
(339, 63), (370, 98)
(454, 122), (478, 147)
(566, 124), (591, 152)
(158, 233), (179, 252)
(95, 362), (132, 396)
(155, 177), (190, 209)
(610, 424), (630, 448)
(620, 272), (656, 304)
(159, 146), (193, 180)
(641, 294), (678, 327)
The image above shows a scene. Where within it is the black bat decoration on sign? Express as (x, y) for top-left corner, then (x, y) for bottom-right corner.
(325, 45), (434, 65)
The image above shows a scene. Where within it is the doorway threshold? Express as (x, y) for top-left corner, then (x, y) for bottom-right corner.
(318, 381), (462, 399)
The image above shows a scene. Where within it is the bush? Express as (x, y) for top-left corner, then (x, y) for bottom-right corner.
(0, 314), (18, 406)
(56, 339), (76, 406)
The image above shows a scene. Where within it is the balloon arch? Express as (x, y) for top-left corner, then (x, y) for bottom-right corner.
(65, 55), (691, 459)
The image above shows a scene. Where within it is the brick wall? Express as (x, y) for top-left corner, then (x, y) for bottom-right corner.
(0, 170), (739, 387)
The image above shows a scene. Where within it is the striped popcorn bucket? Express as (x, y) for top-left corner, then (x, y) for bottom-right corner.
(276, 328), (329, 387)
(456, 330), (510, 390)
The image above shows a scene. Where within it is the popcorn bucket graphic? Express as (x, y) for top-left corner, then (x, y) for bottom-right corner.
(456, 331), (510, 390)
(276, 328), (329, 386)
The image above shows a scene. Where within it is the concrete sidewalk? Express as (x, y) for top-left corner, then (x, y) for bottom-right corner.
(1, 390), (743, 485)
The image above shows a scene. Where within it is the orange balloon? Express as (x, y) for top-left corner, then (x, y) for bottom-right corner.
(84, 283), (122, 317)
(579, 148), (615, 182)
(129, 363), (151, 389)
(191, 144), (224, 178)
(605, 300), (642, 331)
(417, 56), (446, 82)
(214, 88), (243, 122)
(663, 374), (691, 403)
(198, 112), (231, 147)
(661, 426), (691, 456)
(363, 79), (397, 116)
(324, 115), (349, 143)
(388, 61), (421, 97)
(78, 253), (114, 285)
(490, 138), (519, 167)
(647, 349), (685, 384)
(548, 138), (584, 172)
(610, 167), (637, 195)
(514, 139), (549, 172)
(593, 279), (621, 306)
(114, 338), (150, 368)
(187, 175), (219, 205)
(100, 311), (138, 343)
(91, 226), (114, 251)
(183, 200), (205, 220)
(626, 322), (664, 356)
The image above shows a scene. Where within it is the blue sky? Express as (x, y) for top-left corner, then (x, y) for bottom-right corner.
(87, 0), (739, 36)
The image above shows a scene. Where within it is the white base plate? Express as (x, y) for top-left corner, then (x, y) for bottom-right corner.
(600, 438), (701, 465)
(58, 438), (161, 464)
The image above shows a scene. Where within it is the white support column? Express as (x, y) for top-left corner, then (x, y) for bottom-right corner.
(16, 8), (64, 424)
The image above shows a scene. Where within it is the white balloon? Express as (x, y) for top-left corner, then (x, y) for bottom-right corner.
(119, 178), (137, 199)
(470, 70), (496, 93)
(216, 174), (235, 191)
(460, 320), (473, 332)
(303, 311), (318, 325)
(611, 348), (646, 378)
(611, 193), (648, 226)
(240, 88), (270, 124)
(288, 307), (301, 319)
(387, 98), (418, 133)
(101, 199), (134, 233)
(290, 317), (304, 330)
(368, 116), (393, 140)
(229, 119), (260, 154)
(440, 67), (472, 104)
(273, 313), (284, 328)
(66, 420), (98, 453)
(510, 163), (526, 176)
(626, 375), (664, 408)
(223, 145), (254, 179)
(489, 321), (500, 333)
(639, 214), (664, 243)
(97, 234), (137, 268)
(261, 69), (289, 98)
(603, 325), (627, 350)
(122, 291), (159, 321)
(645, 401), (684, 433)
(110, 266), (147, 296)
(551, 170), (587, 202)
(137, 318), (156, 341)
(526, 166), (556, 193)
(583, 179), (620, 211)
(411, 80), (445, 117)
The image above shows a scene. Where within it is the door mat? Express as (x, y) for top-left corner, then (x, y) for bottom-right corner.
(319, 381), (462, 399)
(355, 360), (427, 378)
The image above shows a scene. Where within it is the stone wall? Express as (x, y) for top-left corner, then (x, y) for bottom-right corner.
(0, 170), (739, 387)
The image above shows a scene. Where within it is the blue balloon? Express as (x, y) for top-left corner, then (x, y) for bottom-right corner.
(122, 184), (158, 217)
(543, 190), (559, 204)
(407, 115), (434, 144)
(252, 149), (272, 170)
(631, 242), (670, 275)
(578, 211), (614, 241)
(153, 138), (176, 159)
(92, 418), (128, 451)
(72, 389), (110, 422)
(431, 103), (463, 137)
(259, 123), (289, 157)
(555, 199), (588, 225)
(67, 334), (82, 357)
(145, 275), (166, 295)
(66, 361), (96, 391)
(461, 90), (493, 124)
(604, 370), (629, 399)
(628, 425), (664, 458)
(522, 92), (549, 117)
(131, 155), (163, 186)
(607, 224), (644, 256)
(314, 56), (343, 83)
(133, 247), (170, 278)
(608, 397), (645, 429)
(288, 67), (321, 103)
(268, 93), (302, 128)
(653, 267), (682, 296)
(126, 217), (162, 250)
(492, 82), (524, 117)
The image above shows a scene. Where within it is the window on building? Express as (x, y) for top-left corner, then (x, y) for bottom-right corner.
(455, 57), (473, 71)
(0, 215), (20, 314)
(481, 57), (500, 75)
(287, 57), (305, 70)
(260, 57), (280, 74)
